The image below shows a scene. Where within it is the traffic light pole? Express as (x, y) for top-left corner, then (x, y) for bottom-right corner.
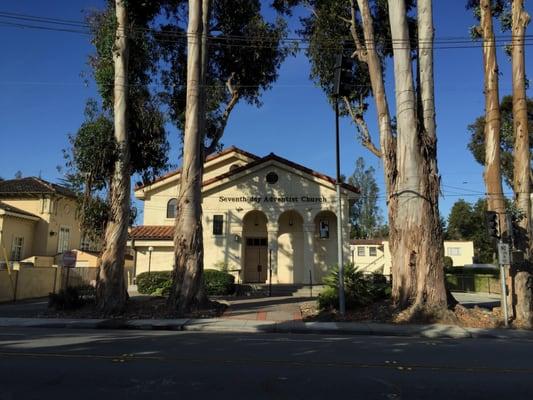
(335, 96), (346, 316)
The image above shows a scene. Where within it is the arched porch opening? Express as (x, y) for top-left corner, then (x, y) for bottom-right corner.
(242, 210), (268, 283)
(277, 210), (304, 284)
(313, 210), (338, 282)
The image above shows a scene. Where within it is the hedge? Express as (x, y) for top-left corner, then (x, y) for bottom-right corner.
(136, 269), (235, 296)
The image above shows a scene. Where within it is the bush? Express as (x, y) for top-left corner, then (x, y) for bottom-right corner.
(444, 256), (453, 268)
(136, 269), (235, 296)
(48, 285), (95, 310)
(318, 264), (391, 310)
(137, 271), (173, 295)
(204, 269), (235, 295)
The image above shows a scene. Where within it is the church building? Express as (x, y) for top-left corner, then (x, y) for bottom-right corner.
(129, 146), (358, 285)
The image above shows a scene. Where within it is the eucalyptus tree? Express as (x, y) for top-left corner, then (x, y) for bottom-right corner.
(157, 0), (292, 312)
(510, 0), (532, 327)
(64, 0), (170, 313)
(300, 0), (447, 313)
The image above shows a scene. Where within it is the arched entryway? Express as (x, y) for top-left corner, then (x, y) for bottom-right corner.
(277, 210), (304, 283)
(313, 210), (337, 282)
(242, 210), (268, 283)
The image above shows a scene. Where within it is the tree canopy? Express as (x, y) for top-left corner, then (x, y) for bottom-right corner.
(467, 96), (533, 187)
(157, 0), (294, 154)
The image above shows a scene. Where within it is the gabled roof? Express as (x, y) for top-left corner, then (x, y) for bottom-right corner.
(135, 146), (260, 190)
(0, 201), (40, 221)
(136, 146), (359, 194)
(130, 225), (173, 240)
(0, 177), (76, 198)
(203, 152), (360, 193)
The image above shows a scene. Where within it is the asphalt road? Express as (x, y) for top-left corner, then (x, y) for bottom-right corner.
(0, 329), (532, 400)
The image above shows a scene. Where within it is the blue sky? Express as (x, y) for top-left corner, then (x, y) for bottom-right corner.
(0, 0), (531, 223)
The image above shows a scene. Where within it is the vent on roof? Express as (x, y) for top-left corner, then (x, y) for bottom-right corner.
(266, 172), (279, 184)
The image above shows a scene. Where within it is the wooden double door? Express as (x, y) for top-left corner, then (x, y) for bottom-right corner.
(244, 237), (268, 283)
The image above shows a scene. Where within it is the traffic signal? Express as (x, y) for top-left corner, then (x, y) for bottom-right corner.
(334, 42), (354, 97)
(485, 211), (500, 239)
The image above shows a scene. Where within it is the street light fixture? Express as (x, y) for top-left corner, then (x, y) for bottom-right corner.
(148, 246), (154, 276)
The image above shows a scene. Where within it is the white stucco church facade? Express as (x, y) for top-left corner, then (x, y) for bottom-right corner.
(129, 146), (358, 285)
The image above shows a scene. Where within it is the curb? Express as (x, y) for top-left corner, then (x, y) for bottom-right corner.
(1, 317), (532, 340)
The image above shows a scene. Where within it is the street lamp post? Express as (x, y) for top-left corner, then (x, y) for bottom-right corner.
(148, 246), (154, 276)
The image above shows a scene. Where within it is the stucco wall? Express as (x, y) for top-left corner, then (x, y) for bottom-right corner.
(0, 216), (36, 261)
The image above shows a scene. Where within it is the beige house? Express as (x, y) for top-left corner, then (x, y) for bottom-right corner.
(349, 239), (475, 275)
(129, 146), (358, 284)
(0, 177), (92, 267)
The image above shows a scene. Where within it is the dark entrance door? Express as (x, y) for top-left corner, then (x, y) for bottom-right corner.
(244, 237), (268, 283)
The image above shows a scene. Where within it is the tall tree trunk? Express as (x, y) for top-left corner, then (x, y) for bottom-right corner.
(354, 0), (398, 301)
(479, 0), (511, 319)
(480, 0), (507, 225)
(387, 0), (446, 311)
(511, 0), (533, 327)
(96, 0), (130, 314)
(170, 0), (205, 314)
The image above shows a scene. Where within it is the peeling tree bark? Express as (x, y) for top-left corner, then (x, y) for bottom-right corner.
(480, 0), (508, 224)
(96, 0), (130, 314)
(511, 0), (533, 327)
(387, 0), (446, 311)
(170, 0), (206, 314)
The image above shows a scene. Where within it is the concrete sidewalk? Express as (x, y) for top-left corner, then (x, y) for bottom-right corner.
(0, 316), (532, 340)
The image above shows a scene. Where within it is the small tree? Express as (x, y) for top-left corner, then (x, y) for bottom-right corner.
(348, 157), (382, 239)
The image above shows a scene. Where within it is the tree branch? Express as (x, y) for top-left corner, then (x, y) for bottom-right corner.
(343, 96), (381, 158)
(349, 0), (368, 63)
(204, 72), (240, 157)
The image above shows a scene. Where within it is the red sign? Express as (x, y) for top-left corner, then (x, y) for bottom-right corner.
(62, 251), (77, 268)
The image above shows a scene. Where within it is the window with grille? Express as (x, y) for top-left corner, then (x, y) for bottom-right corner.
(58, 227), (70, 253)
(213, 215), (224, 235)
(447, 247), (461, 256)
(357, 246), (365, 256)
(11, 237), (23, 261)
(369, 247), (377, 257)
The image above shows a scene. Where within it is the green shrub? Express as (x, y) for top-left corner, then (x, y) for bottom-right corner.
(136, 269), (235, 296)
(319, 264), (391, 310)
(204, 269), (235, 295)
(444, 256), (453, 268)
(137, 271), (172, 295)
(48, 285), (95, 310)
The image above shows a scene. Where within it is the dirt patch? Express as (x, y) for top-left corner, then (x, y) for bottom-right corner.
(41, 296), (227, 319)
(300, 299), (506, 329)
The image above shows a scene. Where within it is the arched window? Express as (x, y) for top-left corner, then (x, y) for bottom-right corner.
(167, 198), (177, 219)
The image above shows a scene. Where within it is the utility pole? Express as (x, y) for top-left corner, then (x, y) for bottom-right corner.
(333, 42), (353, 316)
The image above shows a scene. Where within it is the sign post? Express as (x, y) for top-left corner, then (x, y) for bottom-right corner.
(497, 241), (510, 327)
(62, 251), (77, 289)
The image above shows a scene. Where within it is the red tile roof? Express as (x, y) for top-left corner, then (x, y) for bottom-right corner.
(350, 239), (385, 246)
(130, 225), (174, 240)
(0, 177), (76, 198)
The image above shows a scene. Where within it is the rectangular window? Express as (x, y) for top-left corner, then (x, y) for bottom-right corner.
(80, 235), (92, 251)
(369, 247), (377, 257)
(447, 247), (462, 256)
(213, 215), (224, 235)
(11, 237), (24, 261)
(58, 227), (70, 253)
(319, 219), (330, 239)
(357, 246), (365, 256)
